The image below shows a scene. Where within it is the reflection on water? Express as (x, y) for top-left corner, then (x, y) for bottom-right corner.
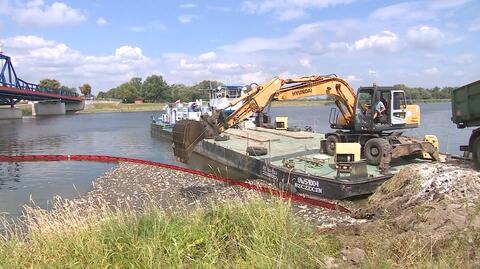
(0, 103), (473, 217)
(0, 162), (22, 190)
(0, 112), (250, 217)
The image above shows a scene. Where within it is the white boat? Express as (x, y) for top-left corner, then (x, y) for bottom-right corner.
(153, 85), (250, 126)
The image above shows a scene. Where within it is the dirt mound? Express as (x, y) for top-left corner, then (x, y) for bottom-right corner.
(356, 161), (480, 235)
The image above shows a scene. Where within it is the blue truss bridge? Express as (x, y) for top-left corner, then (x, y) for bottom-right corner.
(0, 53), (83, 106)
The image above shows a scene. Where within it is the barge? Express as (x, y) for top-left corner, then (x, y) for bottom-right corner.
(151, 122), (430, 199)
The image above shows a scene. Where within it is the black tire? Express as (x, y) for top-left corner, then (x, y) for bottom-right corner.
(214, 135), (230, 141)
(246, 146), (268, 156)
(473, 137), (480, 169)
(325, 135), (339, 156)
(364, 138), (391, 165)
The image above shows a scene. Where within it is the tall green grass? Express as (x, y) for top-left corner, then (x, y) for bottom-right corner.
(0, 198), (340, 268)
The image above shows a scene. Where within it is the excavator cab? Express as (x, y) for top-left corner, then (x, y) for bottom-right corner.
(353, 87), (419, 133)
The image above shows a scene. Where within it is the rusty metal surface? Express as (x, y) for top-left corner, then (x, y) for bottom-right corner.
(172, 120), (207, 163)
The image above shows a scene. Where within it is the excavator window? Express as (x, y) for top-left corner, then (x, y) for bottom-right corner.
(393, 92), (406, 109)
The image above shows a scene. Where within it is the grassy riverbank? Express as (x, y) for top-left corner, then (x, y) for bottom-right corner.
(81, 103), (166, 113)
(1, 196), (477, 268)
(0, 199), (339, 268)
(1, 161), (479, 268)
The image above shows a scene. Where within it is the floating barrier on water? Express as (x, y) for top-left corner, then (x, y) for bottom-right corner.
(0, 154), (350, 213)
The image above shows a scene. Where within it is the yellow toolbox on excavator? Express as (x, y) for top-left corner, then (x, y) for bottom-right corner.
(275, 117), (288, 130)
(335, 143), (361, 162)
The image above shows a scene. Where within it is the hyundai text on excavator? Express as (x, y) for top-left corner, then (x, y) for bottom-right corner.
(173, 75), (439, 171)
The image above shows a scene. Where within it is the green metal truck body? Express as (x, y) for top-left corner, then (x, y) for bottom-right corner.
(452, 80), (480, 128)
(452, 80), (480, 167)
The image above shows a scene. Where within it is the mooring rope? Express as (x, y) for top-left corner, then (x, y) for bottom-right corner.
(0, 154), (350, 213)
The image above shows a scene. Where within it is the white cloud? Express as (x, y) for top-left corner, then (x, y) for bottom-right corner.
(127, 22), (167, 32)
(1, 35), (154, 91)
(178, 15), (198, 24)
(241, 0), (354, 20)
(180, 3), (197, 8)
(370, 2), (426, 21)
(423, 67), (438, 75)
(238, 71), (269, 84)
(5, 0), (86, 27)
(370, 0), (470, 21)
(1, 35), (55, 49)
(368, 70), (378, 76)
(115, 46), (145, 60)
(179, 59), (204, 70)
(197, 51), (217, 61)
(299, 58), (311, 67)
(96, 17), (108, 26)
(353, 31), (398, 52)
(347, 75), (361, 82)
(326, 31), (399, 53)
(407, 26), (445, 49)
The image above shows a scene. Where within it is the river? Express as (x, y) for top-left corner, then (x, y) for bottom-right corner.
(0, 103), (473, 217)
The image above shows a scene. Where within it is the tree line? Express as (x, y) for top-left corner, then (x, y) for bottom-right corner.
(38, 79), (92, 97)
(97, 75), (223, 103)
(38, 76), (456, 103)
(394, 84), (455, 100)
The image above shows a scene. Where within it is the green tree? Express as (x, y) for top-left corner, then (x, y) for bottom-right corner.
(97, 91), (106, 99)
(39, 79), (61, 90)
(117, 83), (138, 103)
(130, 77), (143, 92)
(141, 75), (169, 102)
(79, 84), (92, 97)
(59, 86), (77, 94)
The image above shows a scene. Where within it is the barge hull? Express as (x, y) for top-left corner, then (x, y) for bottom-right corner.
(152, 123), (398, 199)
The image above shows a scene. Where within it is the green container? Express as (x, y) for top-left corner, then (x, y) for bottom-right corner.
(452, 80), (480, 128)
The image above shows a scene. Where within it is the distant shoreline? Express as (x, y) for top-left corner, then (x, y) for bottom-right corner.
(4, 99), (451, 115)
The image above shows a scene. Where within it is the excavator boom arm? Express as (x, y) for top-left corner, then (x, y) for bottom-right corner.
(223, 75), (356, 131)
(173, 75), (357, 162)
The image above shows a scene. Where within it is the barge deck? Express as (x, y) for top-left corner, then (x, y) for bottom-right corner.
(151, 123), (430, 199)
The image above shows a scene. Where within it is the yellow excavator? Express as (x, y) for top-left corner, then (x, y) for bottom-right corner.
(173, 75), (439, 170)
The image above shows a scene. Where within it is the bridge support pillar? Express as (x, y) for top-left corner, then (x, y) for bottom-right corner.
(65, 100), (85, 112)
(32, 101), (66, 116)
(0, 107), (22, 120)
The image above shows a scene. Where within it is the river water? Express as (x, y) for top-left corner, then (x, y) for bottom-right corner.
(0, 103), (473, 217)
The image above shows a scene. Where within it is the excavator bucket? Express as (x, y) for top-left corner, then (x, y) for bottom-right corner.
(172, 120), (207, 163)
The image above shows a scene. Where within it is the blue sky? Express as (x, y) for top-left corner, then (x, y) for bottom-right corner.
(0, 0), (479, 93)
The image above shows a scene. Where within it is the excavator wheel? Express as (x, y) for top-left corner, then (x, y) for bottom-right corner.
(364, 138), (392, 165)
(325, 135), (339, 156)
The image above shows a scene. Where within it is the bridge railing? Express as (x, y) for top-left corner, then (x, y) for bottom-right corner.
(1, 80), (80, 98)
